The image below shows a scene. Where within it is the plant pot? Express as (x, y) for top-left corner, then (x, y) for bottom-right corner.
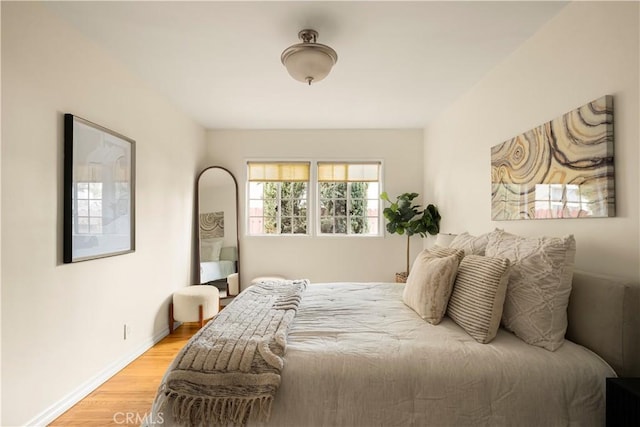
(395, 272), (408, 283)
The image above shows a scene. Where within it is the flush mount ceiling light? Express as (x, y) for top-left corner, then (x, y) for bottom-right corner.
(281, 29), (338, 85)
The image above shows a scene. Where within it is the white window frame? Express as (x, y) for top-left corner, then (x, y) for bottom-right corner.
(245, 159), (384, 237)
(315, 160), (384, 238)
(246, 160), (312, 236)
(74, 181), (104, 235)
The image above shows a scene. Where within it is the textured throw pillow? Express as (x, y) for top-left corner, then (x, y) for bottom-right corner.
(434, 233), (458, 248)
(403, 254), (461, 324)
(201, 239), (224, 262)
(419, 246), (465, 263)
(485, 230), (576, 351)
(446, 255), (511, 344)
(449, 231), (497, 256)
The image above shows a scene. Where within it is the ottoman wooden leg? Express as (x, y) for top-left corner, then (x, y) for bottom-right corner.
(169, 302), (175, 334)
(199, 304), (204, 328)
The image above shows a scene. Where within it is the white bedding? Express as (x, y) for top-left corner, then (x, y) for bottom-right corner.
(199, 260), (235, 283)
(152, 282), (614, 427)
(256, 282), (614, 427)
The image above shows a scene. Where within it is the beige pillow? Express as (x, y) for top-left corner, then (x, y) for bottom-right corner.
(485, 230), (576, 351)
(403, 254), (461, 324)
(201, 239), (223, 262)
(420, 246), (465, 263)
(434, 233), (458, 247)
(449, 231), (496, 255)
(447, 255), (511, 344)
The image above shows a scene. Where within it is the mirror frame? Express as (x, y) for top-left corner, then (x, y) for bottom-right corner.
(195, 166), (240, 294)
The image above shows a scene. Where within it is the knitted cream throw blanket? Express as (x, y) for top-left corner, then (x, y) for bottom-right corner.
(154, 279), (308, 426)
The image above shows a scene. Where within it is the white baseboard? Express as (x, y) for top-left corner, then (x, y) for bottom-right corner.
(25, 327), (171, 427)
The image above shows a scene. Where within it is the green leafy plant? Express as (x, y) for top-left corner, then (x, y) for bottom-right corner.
(381, 192), (441, 277)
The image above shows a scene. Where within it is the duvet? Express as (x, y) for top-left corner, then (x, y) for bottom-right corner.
(153, 282), (614, 427)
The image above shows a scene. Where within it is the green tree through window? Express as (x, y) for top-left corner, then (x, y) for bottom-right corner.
(262, 182), (308, 234)
(319, 182), (371, 234)
(247, 161), (380, 236)
(248, 162), (310, 235)
(317, 162), (381, 236)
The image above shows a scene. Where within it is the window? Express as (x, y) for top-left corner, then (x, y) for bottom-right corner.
(317, 162), (381, 235)
(247, 161), (383, 236)
(534, 183), (589, 218)
(247, 162), (310, 235)
(75, 181), (103, 234)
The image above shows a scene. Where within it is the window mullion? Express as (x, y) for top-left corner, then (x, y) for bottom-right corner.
(346, 182), (351, 234)
(315, 181), (319, 236)
(277, 182), (282, 234)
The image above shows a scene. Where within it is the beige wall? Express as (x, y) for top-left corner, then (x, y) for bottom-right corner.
(423, 1), (640, 280)
(1, 3), (205, 425)
(207, 129), (426, 286)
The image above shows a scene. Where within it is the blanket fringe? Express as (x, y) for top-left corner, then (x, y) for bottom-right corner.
(152, 280), (309, 426)
(163, 392), (274, 426)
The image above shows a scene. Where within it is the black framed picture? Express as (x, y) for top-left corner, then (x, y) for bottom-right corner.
(63, 114), (135, 263)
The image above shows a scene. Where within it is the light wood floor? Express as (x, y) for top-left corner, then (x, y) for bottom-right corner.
(49, 324), (200, 426)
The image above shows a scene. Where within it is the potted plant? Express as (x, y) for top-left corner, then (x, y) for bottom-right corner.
(381, 192), (441, 282)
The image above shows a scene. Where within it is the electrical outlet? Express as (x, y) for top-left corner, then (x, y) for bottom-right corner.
(124, 324), (132, 340)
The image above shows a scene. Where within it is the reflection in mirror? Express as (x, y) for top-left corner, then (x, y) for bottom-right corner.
(197, 167), (240, 299)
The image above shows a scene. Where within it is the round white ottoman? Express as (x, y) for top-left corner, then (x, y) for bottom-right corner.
(250, 275), (286, 286)
(169, 285), (219, 333)
(227, 273), (240, 296)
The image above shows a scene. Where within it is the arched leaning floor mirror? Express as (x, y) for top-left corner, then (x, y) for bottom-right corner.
(196, 166), (240, 301)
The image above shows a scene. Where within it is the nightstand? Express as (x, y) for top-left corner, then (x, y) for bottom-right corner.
(606, 377), (640, 426)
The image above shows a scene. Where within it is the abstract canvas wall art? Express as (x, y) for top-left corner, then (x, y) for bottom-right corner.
(491, 95), (614, 220)
(200, 211), (224, 238)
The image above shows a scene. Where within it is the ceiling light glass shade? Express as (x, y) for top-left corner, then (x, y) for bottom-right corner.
(281, 29), (338, 85)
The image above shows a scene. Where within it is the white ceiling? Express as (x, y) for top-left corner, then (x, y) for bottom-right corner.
(46, 1), (567, 129)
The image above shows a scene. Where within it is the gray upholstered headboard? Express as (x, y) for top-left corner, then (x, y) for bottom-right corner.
(566, 270), (640, 377)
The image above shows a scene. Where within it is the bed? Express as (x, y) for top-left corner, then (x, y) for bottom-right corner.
(200, 246), (237, 284)
(150, 243), (639, 426)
